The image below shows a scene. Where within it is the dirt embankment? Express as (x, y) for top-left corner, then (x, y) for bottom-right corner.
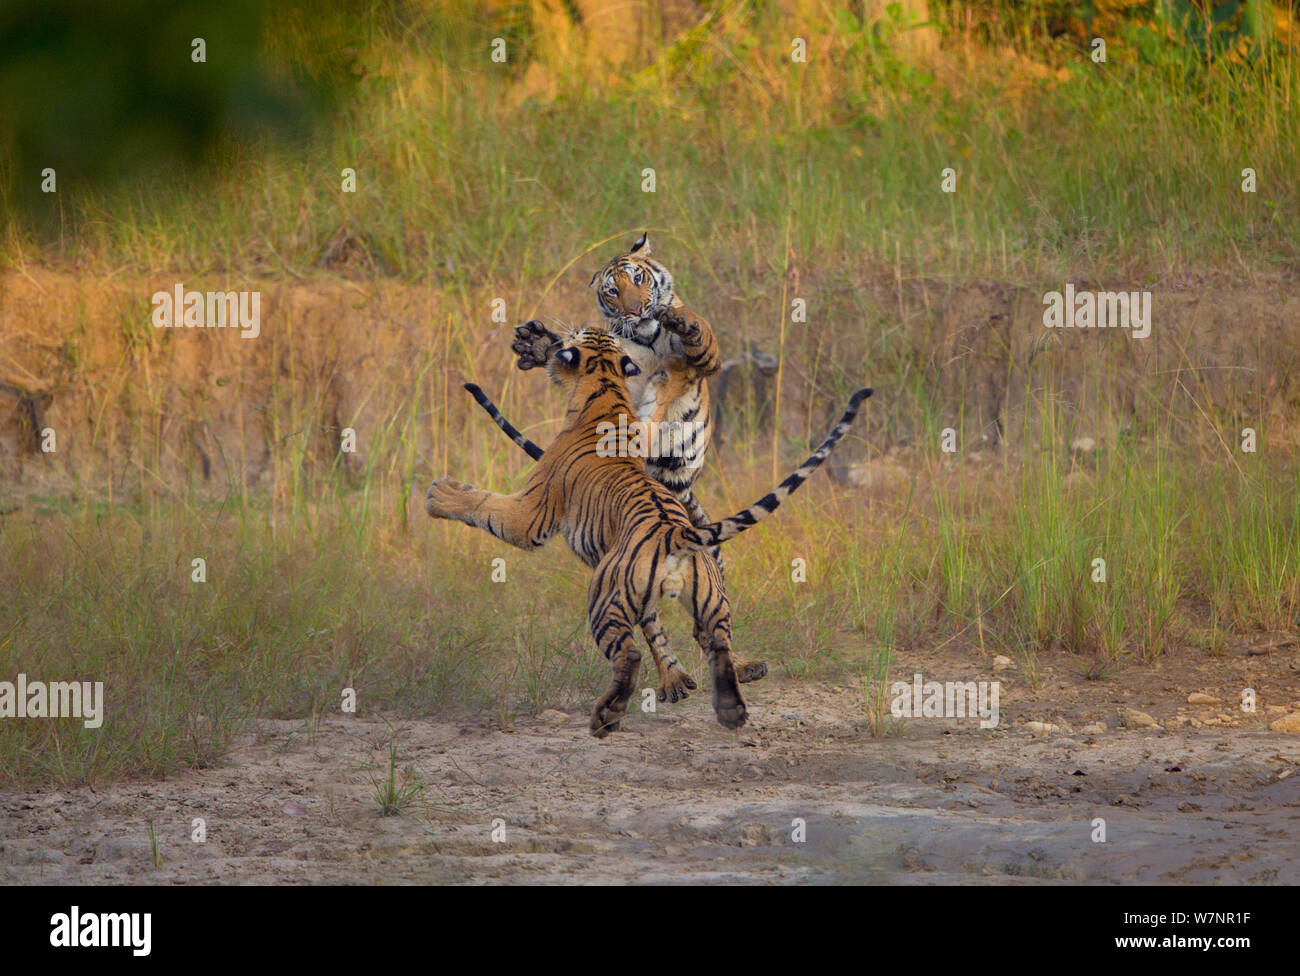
(3, 270), (1298, 501)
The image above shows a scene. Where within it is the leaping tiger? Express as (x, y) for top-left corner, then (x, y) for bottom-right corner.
(495, 233), (766, 697)
(426, 326), (871, 736)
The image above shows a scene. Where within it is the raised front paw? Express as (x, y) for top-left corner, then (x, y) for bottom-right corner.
(660, 314), (702, 345)
(511, 320), (561, 370)
(425, 476), (473, 519)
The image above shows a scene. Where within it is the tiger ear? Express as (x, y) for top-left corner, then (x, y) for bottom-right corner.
(556, 347), (580, 368)
(630, 232), (650, 256)
(588, 270), (600, 290)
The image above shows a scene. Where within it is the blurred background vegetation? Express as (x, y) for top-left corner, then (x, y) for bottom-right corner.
(1, 0), (1296, 276)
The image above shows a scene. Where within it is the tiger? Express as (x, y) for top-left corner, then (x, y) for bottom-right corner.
(463, 383), (697, 703)
(426, 326), (871, 737)
(510, 233), (719, 533)
(501, 233), (756, 699)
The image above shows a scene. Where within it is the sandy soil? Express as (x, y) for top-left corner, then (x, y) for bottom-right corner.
(3, 645), (1299, 886)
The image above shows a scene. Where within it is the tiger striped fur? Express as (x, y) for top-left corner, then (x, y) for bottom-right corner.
(428, 328), (871, 736)
(511, 233), (721, 544)
(500, 233), (741, 697)
(465, 380), (701, 702)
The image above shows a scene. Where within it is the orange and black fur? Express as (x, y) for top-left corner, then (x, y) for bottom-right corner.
(510, 233), (720, 508)
(427, 328), (871, 736)
(495, 233), (756, 694)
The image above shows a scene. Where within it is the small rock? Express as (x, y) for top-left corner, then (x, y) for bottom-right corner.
(1269, 712), (1300, 733)
(1024, 721), (1070, 736)
(537, 709), (569, 725)
(281, 800), (306, 817)
(1080, 722), (1106, 735)
(735, 823), (770, 848)
(992, 655), (1014, 672)
(1120, 708), (1159, 729)
(1164, 715), (1188, 729)
(1187, 693), (1220, 706)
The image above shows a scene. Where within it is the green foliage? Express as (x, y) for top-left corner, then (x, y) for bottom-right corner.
(0, 0), (351, 221)
(2, 1), (1296, 274)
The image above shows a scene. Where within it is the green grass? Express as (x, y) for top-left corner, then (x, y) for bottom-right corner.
(370, 734), (425, 817)
(2, 382), (1298, 784)
(3, 2), (1297, 280)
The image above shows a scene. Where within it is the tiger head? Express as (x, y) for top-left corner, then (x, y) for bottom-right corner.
(546, 328), (644, 413)
(589, 233), (675, 345)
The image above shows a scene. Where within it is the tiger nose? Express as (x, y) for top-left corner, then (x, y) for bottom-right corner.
(631, 304), (642, 315)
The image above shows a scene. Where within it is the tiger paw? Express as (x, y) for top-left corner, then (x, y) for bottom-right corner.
(734, 658), (768, 684)
(709, 655), (748, 730)
(425, 477), (473, 519)
(712, 688), (748, 730)
(658, 309), (698, 340)
(657, 667), (698, 704)
(589, 700), (626, 738)
(511, 320), (560, 370)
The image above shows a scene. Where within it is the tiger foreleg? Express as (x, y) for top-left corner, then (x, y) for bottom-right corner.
(659, 305), (721, 376)
(510, 320), (561, 371)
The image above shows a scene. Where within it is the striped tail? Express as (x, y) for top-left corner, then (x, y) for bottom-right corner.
(463, 383), (544, 462)
(670, 388), (872, 554)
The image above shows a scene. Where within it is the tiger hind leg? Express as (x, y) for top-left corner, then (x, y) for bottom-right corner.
(425, 478), (550, 550)
(701, 633), (747, 730)
(676, 556), (746, 730)
(641, 611), (697, 703)
(589, 600), (643, 738)
(680, 490), (767, 685)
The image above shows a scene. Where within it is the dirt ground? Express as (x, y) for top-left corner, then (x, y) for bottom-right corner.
(3, 643), (1299, 886)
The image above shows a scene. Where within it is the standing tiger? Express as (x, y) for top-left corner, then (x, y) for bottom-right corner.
(426, 327), (871, 736)
(494, 233), (767, 696)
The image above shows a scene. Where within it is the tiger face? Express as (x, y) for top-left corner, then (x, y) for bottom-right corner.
(589, 233), (675, 345)
(544, 328), (644, 397)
